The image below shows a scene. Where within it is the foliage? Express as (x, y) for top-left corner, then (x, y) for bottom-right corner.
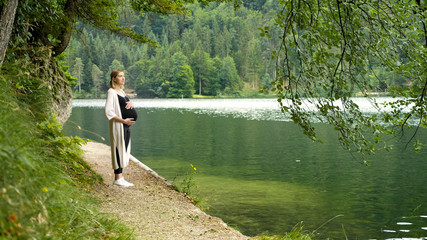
(0, 61), (133, 239)
(74, 57), (84, 92)
(219, 56), (244, 95)
(5, 1), (161, 51)
(91, 63), (103, 98)
(190, 43), (215, 95)
(173, 164), (203, 206)
(177, 164), (198, 196)
(65, 2), (273, 98)
(65, 1), (418, 99)
(264, 0), (427, 159)
(37, 115), (104, 185)
(167, 64), (195, 98)
(1, 47), (69, 121)
(1, 0), (243, 77)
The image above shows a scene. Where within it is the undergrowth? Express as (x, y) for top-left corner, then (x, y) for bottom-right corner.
(0, 57), (134, 238)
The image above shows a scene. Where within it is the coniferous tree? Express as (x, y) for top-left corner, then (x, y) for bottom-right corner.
(219, 56), (243, 94)
(92, 64), (103, 98)
(246, 38), (263, 88)
(211, 18), (221, 57)
(204, 57), (221, 96)
(211, 56), (223, 92)
(148, 48), (168, 97)
(168, 16), (180, 43)
(74, 58), (84, 93)
(190, 42), (210, 95)
(83, 59), (94, 91)
(222, 26), (232, 57)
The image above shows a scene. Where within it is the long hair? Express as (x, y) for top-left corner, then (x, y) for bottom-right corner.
(108, 69), (124, 89)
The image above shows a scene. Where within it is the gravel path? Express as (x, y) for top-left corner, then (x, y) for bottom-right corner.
(82, 141), (250, 240)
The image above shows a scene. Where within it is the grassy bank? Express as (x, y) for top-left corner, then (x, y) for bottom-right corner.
(0, 60), (135, 239)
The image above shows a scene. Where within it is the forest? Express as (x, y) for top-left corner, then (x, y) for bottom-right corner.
(65, 0), (407, 99)
(65, 1), (279, 98)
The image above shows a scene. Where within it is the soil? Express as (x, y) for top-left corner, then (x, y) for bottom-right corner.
(82, 141), (251, 240)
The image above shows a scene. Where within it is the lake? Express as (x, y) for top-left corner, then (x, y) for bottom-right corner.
(63, 98), (427, 239)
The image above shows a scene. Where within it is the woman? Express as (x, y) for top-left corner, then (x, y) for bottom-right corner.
(105, 69), (138, 187)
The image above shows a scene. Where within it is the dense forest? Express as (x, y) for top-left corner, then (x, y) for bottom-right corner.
(65, 1), (282, 98)
(65, 0), (410, 99)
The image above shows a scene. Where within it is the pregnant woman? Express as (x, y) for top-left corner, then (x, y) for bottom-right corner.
(105, 69), (138, 187)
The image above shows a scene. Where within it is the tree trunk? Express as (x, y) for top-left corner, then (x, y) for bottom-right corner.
(52, 0), (77, 56)
(0, 0), (19, 67)
(199, 74), (202, 95)
(52, 20), (74, 57)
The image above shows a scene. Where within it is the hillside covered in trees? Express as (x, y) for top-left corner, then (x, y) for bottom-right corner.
(66, 1), (282, 98)
(67, 0), (280, 97)
(66, 0), (411, 99)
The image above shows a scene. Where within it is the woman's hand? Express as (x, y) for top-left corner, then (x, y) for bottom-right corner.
(123, 118), (135, 126)
(125, 101), (134, 109)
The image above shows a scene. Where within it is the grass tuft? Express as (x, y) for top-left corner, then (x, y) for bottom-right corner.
(256, 222), (316, 240)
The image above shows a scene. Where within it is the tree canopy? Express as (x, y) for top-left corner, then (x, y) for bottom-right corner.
(264, 0), (427, 160)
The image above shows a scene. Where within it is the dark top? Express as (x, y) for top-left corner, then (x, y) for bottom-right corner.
(117, 94), (138, 125)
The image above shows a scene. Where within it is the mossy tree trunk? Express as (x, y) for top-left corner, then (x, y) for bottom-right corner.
(0, 0), (19, 67)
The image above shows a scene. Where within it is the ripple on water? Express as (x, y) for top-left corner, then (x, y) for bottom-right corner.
(72, 98), (415, 123)
(385, 238), (427, 240)
(397, 222), (413, 225)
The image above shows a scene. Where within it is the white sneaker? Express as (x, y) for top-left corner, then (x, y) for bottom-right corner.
(122, 178), (134, 187)
(113, 178), (133, 187)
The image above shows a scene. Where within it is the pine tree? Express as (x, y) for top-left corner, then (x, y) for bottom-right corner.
(190, 42), (210, 95)
(246, 38), (263, 88)
(74, 58), (84, 93)
(219, 56), (242, 94)
(92, 64), (103, 97)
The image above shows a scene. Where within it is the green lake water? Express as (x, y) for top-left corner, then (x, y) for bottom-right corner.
(64, 99), (427, 239)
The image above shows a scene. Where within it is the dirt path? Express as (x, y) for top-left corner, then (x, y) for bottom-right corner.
(82, 141), (250, 240)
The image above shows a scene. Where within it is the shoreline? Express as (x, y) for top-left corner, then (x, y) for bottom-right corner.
(82, 141), (250, 239)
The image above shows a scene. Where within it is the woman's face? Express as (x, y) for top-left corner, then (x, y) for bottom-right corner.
(114, 72), (125, 86)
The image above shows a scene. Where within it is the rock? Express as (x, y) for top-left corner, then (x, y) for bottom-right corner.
(33, 48), (73, 124)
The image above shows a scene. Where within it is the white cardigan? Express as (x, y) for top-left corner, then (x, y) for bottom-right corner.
(105, 88), (131, 170)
